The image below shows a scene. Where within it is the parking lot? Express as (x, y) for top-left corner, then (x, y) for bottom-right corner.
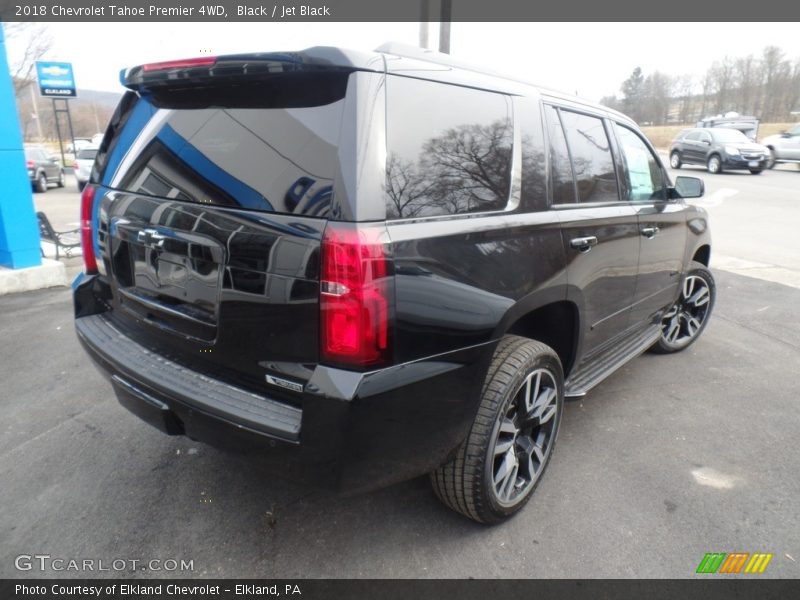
(1, 166), (799, 578)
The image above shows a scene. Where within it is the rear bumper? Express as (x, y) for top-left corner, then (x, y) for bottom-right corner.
(74, 274), (491, 493)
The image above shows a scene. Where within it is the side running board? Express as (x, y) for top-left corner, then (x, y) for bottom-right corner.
(565, 324), (661, 398)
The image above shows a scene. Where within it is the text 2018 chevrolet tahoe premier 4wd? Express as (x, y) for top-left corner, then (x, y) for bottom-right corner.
(74, 45), (715, 524)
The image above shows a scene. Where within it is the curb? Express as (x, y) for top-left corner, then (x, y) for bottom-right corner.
(0, 259), (68, 296)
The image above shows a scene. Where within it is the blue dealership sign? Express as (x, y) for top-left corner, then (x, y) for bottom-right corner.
(35, 61), (77, 98)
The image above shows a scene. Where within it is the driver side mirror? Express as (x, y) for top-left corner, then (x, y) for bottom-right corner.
(670, 176), (704, 200)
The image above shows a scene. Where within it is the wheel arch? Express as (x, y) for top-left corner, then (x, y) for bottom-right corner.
(692, 244), (711, 267)
(496, 294), (580, 379)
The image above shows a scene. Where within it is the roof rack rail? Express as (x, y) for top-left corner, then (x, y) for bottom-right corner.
(374, 41), (533, 86)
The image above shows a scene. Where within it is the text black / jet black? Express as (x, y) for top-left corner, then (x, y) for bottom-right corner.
(74, 44), (714, 523)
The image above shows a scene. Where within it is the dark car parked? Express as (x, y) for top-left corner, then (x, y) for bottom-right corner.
(74, 45), (714, 524)
(669, 127), (769, 174)
(25, 146), (65, 192)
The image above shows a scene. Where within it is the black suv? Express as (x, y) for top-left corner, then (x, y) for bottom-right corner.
(669, 127), (769, 174)
(74, 45), (714, 524)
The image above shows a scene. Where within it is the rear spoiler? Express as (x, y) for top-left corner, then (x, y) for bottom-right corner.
(120, 46), (385, 92)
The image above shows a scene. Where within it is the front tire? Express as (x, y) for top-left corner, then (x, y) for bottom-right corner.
(431, 335), (564, 524)
(707, 155), (722, 174)
(670, 151), (682, 169)
(650, 261), (715, 354)
(766, 148), (776, 169)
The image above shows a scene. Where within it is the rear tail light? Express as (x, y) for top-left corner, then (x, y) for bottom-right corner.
(80, 184), (98, 274)
(320, 224), (393, 369)
(26, 160), (34, 169)
(142, 56), (217, 72)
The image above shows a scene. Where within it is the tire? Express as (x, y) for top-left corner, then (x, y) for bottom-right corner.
(35, 172), (48, 193)
(766, 148), (776, 169)
(707, 155), (722, 174)
(56, 170), (65, 187)
(749, 168), (763, 175)
(669, 151), (682, 169)
(650, 261), (715, 354)
(431, 335), (564, 524)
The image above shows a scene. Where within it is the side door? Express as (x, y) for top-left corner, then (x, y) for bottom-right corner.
(786, 125), (800, 160)
(695, 130), (713, 163)
(545, 105), (640, 356)
(41, 150), (60, 180)
(682, 131), (704, 164)
(612, 123), (688, 327)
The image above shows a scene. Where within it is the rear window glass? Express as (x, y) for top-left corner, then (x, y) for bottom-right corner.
(385, 76), (513, 219)
(558, 109), (619, 204)
(98, 81), (347, 218)
(77, 148), (98, 160)
(544, 105), (576, 205)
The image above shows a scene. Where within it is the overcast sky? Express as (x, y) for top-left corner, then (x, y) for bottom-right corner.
(6, 22), (800, 102)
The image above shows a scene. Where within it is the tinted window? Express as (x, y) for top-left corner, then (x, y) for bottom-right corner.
(385, 76), (513, 219)
(77, 148), (98, 160)
(615, 125), (667, 202)
(558, 110), (619, 204)
(98, 75), (349, 217)
(519, 99), (547, 211)
(543, 105), (576, 205)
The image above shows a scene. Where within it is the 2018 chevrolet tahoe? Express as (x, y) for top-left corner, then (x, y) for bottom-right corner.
(73, 44), (715, 524)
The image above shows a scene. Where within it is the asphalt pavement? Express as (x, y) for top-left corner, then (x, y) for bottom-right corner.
(1, 170), (799, 578)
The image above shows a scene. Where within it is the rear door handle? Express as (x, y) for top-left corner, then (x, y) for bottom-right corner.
(641, 226), (660, 239)
(569, 236), (598, 252)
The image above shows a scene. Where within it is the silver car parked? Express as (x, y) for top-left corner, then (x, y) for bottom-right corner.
(761, 123), (800, 169)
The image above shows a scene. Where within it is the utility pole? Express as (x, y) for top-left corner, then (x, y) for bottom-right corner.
(439, 0), (452, 54)
(419, 0), (429, 49)
(28, 82), (43, 141)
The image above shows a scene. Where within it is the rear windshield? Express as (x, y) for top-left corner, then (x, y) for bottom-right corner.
(96, 76), (348, 218)
(77, 148), (98, 160)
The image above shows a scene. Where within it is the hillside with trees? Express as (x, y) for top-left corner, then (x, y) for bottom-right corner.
(601, 46), (800, 125)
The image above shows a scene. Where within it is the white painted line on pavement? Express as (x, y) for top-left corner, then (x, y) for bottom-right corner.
(687, 187), (739, 208)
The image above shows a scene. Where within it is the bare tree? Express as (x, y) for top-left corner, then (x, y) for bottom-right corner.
(674, 74), (695, 123)
(4, 23), (52, 97)
(733, 55), (758, 115)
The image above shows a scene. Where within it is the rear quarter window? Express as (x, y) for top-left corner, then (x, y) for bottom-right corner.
(385, 76), (514, 219)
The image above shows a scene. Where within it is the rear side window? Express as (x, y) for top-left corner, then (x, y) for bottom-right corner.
(77, 148), (98, 160)
(543, 105), (576, 205)
(385, 76), (513, 219)
(557, 110), (619, 204)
